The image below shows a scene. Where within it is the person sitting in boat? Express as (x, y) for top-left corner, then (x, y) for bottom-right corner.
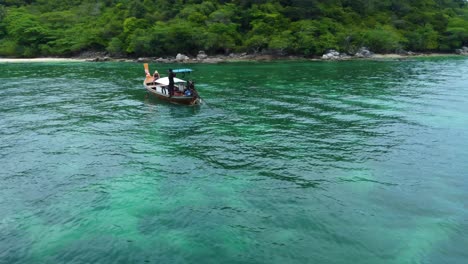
(184, 88), (192, 96)
(187, 80), (198, 97)
(152, 70), (160, 83)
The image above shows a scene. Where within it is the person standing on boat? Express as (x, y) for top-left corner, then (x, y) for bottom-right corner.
(168, 69), (176, 97)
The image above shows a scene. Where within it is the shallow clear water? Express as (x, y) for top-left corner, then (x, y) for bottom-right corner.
(1, 58), (467, 263)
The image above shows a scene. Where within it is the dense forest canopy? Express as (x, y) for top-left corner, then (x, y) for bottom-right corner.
(0, 0), (467, 57)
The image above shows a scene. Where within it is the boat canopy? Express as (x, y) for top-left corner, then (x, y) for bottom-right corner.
(173, 68), (193, 73)
(155, 77), (186, 85)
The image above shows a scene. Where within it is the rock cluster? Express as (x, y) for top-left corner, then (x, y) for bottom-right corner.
(321, 50), (351, 60)
(87, 56), (111, 62)
(321, 47), (375, 60)
(85, 46), (453, 63)
(80, 51), (114, 62)
(127, 51), (250, 64)
(322, 50), (340, 60)
(455, 46), (468, 55)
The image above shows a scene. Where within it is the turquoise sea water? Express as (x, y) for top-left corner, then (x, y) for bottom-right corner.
(1, 58), (467, 263)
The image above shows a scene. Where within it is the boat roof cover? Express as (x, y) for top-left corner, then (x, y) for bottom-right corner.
(155, 77), (186, 85)
(173, 68), (193, 73)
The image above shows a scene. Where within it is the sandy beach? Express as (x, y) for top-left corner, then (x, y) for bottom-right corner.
(371, 53), (457, 59)
(0, 58), (86, 63)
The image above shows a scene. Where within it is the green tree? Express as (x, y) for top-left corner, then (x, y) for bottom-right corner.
(442, 15), (468, 50)
(405, 24), (440, 51)
(2, 8), (51, 56)
(4, 8), (49, 45)
(363, 25), (406, 53)
(244, 35), (269, 53)
(268, 30), (293, 54)
(290, 20), (319, 55)
(106, 37), (125, 56)
(203, 22), (240, 54)
(126, 29), (153, 56)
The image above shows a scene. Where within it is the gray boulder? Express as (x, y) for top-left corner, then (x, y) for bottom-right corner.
(355, 47), (374, 58)
(197, 51), (208, 60)
(176, 53), (190, 61)
(455, 46), (468, 55)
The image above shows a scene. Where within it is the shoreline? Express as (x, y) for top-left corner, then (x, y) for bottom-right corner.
(0, 58), (86, 63)
(0, 53), (463, 63)
(371, 53), (458, 59)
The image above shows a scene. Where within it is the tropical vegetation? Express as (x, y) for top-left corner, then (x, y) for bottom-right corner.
(1, 0), (467, 57)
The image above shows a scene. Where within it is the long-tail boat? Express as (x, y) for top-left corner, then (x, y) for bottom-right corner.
(143, 63), (200, 105)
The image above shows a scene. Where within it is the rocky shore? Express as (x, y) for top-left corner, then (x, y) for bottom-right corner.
(82, 50), (306, 63)
(1, 47), (467, 63)
(83, 47), (468, 63)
